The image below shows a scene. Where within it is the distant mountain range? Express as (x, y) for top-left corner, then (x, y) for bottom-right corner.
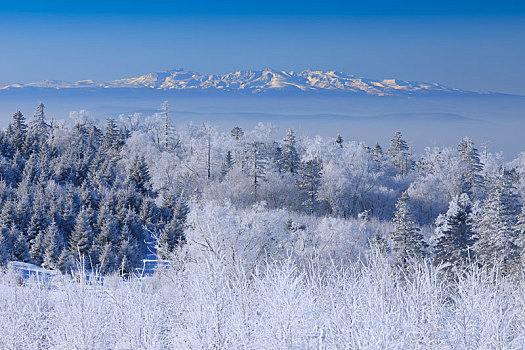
(0, 68), (481, 96)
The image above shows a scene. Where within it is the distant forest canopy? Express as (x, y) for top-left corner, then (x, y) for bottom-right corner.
(0, 102), (524, 275)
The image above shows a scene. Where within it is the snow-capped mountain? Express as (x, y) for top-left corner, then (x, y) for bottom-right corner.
(0, 68), (465, 96)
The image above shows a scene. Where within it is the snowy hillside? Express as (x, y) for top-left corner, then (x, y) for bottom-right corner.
(0, 68), (465, 96)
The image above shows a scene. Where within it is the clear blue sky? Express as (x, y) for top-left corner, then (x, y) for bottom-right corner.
(0, 0), (524, 94)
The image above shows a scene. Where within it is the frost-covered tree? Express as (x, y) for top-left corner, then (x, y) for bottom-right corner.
(69, 208), (93, 262)
(315, 140), (386, 218)
(58, 248), (73, 273)
(29, 231), (44, 265)
(126, 155), (152, 195)
(6, 110), (28, 154)
(93, 215), (119, 272)
(247, 142), (267, 201)
(42, 220), (64, 270)
(101, 118), (120, 153)
(221, 150), (234, 177)
(231, 126), (244, 140)
(155, 197), (188, 259)
(335, 134), (343, 148)
(118, 224), (141, 276)
(457, 137), (484, 197)
(12, 225), (30, 262)
(514, 203), (525, 266)
(473, 172), (520, 272)
(370, 142), (384, 171)
(25, 103), (51, 155)
(391, 192), (427, 267)
(0, 223), (12, 265)
(388, 131), (413, 175)
(278, 128), (300, 174)
(433, 193), (476, 267)
(407, 147), (469, 224)
(298, 158), (322, 214)
(160, 100), (170, 151)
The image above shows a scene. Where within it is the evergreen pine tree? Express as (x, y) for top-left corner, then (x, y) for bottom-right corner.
(172, 196), (188, 243)
(6, 110), (28, 153)
(155, 197), (187, 259)
(126, 155), (152, 195)
(12, 225), (30, 262)
(473, 177), (520, 272)
(247, 142), (267, 201)
(102, 118), (119, 151)
(155, 220), (176, 260)
(221, 150), (234, 176)
(118, 224), (140, 276)
(335, 134), (343, 148)
(391, 192), (427, 267)
(457, 137), (484, 197)
(298, 158), (322, 214)
(42, 220), (63, 270)
(0, 129), (14, 159)
(120, 206), (144, 245)
(0, 200), (17, 228)
(231, 126), (244, 140)
(371, 142), (384, 171)
(278, 128), (300, 174)
(514, 203), (525, 267)
(93, 216), (119, 272)
(27, 197), (48, 247)
(0, 222), (12, 265)
(68, 208), (93, 262)
(433, 193), (477, 267)
(139, 197), (154, 226)
(98, 243), (117, 274)
(388, 131), (413, 175)
(29, 231), (44, 266)
(0, 233), (8, 266)
(58, 248), (73, 273)
(25, 103), (51, 155)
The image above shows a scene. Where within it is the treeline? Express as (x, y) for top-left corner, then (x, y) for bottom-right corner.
(0, 102), (524, 275)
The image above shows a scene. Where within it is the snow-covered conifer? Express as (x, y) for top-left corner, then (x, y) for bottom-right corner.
(457, 137), (484, 197)
(247, 141), (267, 201)
(29, 231), (44, 265)
(335, 134), (343, 148)
(126, 155), (152, 195)
(433, 193), (476, 267)
(6, 110), (28, 153)
(221, 150), (234, 176)
(298, 158), (322, 214)
(118, 224), (140, 276)
(391, 192), (427, 267)
(278, 128), (300, 174)
(42, 220), (63, 270)
(388, 131), (413, 175)
(371, 142), (384, 171)
(473, 173), (520, 272)
(231, 126), (244, 140)
(12, 225), (30, 262)
(68, 208), (93, 262)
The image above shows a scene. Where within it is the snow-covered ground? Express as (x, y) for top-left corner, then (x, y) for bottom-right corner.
(0, 252), (523, 349)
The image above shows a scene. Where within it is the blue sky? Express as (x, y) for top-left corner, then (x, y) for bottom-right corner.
(0, 0), (524, 94)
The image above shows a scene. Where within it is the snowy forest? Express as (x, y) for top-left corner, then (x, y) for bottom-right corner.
(0, 103), (524, 348)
